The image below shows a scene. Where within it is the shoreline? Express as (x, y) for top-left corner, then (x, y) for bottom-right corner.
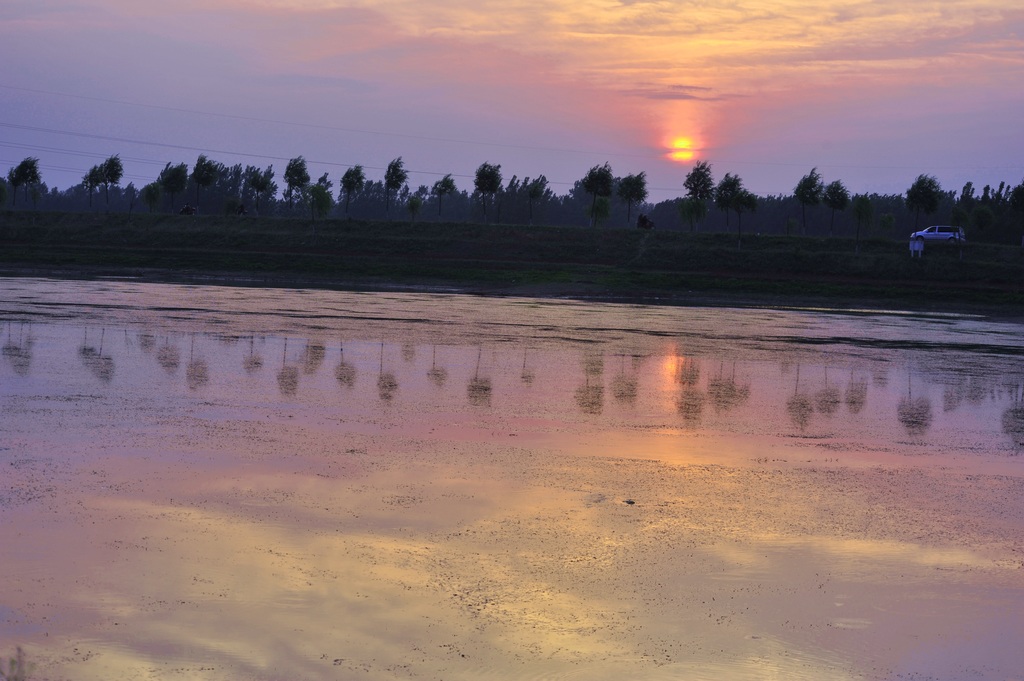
(4, 263), (1022, 323)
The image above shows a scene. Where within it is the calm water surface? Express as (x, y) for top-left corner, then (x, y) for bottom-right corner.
(2, 277), (1023, 681)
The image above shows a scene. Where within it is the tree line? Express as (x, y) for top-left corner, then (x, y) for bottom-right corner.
(4, 154), (1024, 245)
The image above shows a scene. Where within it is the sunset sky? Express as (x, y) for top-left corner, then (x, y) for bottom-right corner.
(2, 0), (1022, 202)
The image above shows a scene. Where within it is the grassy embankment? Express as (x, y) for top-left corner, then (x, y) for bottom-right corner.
(1, 210), (1022, 306)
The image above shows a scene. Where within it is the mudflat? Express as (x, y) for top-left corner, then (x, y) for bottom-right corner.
(2, 278), (1023, 681)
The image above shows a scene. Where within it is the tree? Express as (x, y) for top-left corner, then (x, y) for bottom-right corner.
(678, 197), (707, 232)
(83, 165), (104, 208)
(582, 163), (614, 227)
(191, 154), (220, 213)
(971, 204), (995, 237)
(823, 179), (850, 237)
(7, 157), (41, 207)
(714, 172), (742, 226)
(852, 194), (873, 253)
(246, 165), (276, 215)
(0, 179), (6, 208)
(284, 156), (310, 210)
(141, 182), (162, 213)
(683, 160), (714, 231)
(124, 182), (137, 220)
(337, 165), (366, 217)
(100, 155), (124, 207)
(384, 157), (408, 217)
(733, 188), (757, 249)
(1010, 181), (1024, 246)
(158, 162), (189, 212)
(905, 174), (942, 230)
(307, 175), (331, 220)
(431, 174), (457, 218)
(589, 196), (611, 228)
(794, 167), (823, 235)
(617, 172), (648, 225)
(474, 162), (502, 222)
(526, 175), (548, 225)
(407, 195), (423, 222)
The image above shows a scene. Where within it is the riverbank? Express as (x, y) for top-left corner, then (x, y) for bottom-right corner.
(2, 210), (1022, 312)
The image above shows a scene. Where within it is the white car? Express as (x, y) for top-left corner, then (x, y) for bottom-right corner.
(910, 225), (966, 242)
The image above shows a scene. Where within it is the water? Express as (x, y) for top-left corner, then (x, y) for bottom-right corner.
(2, 277), (1023, 680)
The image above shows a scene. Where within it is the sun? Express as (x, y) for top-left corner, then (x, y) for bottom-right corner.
(667, 137), (696, 162)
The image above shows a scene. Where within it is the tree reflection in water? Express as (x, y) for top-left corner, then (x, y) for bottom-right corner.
(575, 351), (605, 415)
(137, 332), (156, 353)
(707, 361), (750, 413)
(674, 355), (704, 428)
(787, 364), (814, 431)
(427, 345), (447, 388)
(277, 338), (299, 397)
(185, 333), (209, 390)
(377, 342), (398, 402)
(1002, 383), (1024, 451)
(897, 371), (932, 437)
(815, 367), (840, 415)
(467, 347), (492, 407)
(520, 347), (534, 385)
(156, 337), (180, 375)
(301, 341), (325, 375)
(611, 354), (639, 406)
(676, 386), (704, 429)
(2, 322), (33, 377)
(79, 328), (114, 383)
(402, 343), (416, 363)
(943, 375), (989, 412)
(845, 370), (868, 414)
(243, 336), (263, 374)
(335, 342), (356, 389)
(676, 355), (700, 387)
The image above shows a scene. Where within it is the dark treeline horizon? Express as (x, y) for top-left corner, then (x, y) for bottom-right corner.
(4, 154), (1024, 245)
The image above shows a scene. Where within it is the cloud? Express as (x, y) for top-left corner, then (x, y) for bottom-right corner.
(1, 0), (1021, 196)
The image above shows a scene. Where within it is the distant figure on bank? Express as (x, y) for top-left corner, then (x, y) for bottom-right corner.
(637, 214), (654, 230)
(179, 204), (197, 215)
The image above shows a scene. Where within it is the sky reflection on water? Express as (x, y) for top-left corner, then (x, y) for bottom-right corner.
(2, 278), (1024, 681)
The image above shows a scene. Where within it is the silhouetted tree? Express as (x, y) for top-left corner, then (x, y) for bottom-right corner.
(526, 175), (548, 225)
(794, 167), (823, 235)
(430, 173), (457, 218)
(309, 173), (333, 220)
(582, 163), (614, 227)
(734, 189), (757, 248)
(158, 162), (189, 212)
(83, 164), (103, 208)
(678, 197), (707, 232)
(823, 179), (850, 237)
(617, 171), (648, 225)
(7, 157), (41, 207)
(141, 182), (161, 213)
(191, 154), (220, 213)
(1010, 181), (1024, 246)
(245, 164), (276, 215)
(407, 194), (423, 222)
(852, 193), (872, 253)
(0, 179), (7, 208)
(100, 154), (124, 207)
(384, 157), (408, 217)
(683, 160), (714, 231)
(284, 156), (310, 210)
(474, 162), (502, 222)
(905, 174), (942, 230)
(339, 165), (365, 217)
(714, 172), (741, 226)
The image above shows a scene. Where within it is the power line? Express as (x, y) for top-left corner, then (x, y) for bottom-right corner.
(0, 82), (656, 160)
